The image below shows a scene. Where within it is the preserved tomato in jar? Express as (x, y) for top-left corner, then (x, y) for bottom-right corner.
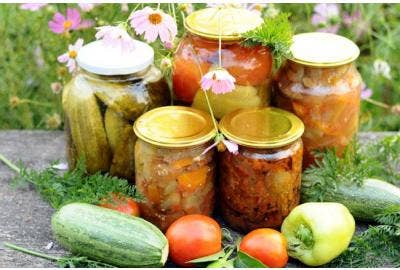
(133, 106), (217, 231)
(173, 7), (273, 118)
(274, 33), (362, 167)
(62, 40), (170, 178)
(219, 107), (304, 232)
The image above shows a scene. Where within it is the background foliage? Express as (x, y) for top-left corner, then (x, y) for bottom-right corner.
(0, 3), (399, 131)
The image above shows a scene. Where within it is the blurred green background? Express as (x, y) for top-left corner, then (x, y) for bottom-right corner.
(1, 3), (399, 131)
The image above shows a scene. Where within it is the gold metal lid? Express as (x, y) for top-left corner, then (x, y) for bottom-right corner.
(133, 106), (217, 148)
(185, 7), (263, 41)
(219, 107), (304, 148)
(290, 32), (360, 67)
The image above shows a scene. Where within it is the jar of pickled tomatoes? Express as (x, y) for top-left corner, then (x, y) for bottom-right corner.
(133, 106), (217, 231)
(274, 33), (362, 168)
(219, 107), (304, 232)
(63, 40), (170, 178)
(173, 7), (273, 119)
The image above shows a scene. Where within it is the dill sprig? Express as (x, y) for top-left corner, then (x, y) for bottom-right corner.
(4, 242), (116, 268)
(328, 206), (400, 268)
(7, 157), (144, 209)
(301, 135), (400, 202)
(241, 12), (293, 68)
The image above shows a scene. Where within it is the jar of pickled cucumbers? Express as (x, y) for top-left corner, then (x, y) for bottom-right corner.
(219, 107), (304, 232)
(133, 106), (217, 231)
(62, 40), (170, 179)
(173, 7), (273, 119)
(274, 32), (362, 168)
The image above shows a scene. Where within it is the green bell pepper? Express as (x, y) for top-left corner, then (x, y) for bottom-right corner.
(281, 202), (355, 266)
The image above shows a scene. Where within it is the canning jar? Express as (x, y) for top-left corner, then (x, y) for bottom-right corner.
(274, 32), (362, 167)
(133, 106), (217, 231)
(219, 107), (304, 232)
(173, 7), (273, 119)
(62, 40), (170, 178)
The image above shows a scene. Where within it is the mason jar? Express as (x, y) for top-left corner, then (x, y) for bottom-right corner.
(274, 32), (362, 167)
(133, 106), (217, 231)
(219, 107), (304, 232)
(62, 40), (170, 179)
(173, 7), (273, 119)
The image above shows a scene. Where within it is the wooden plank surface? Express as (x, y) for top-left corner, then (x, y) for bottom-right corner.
(0, 130), (397, 267)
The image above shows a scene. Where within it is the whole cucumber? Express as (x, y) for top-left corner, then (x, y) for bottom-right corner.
(51, 203), (169, 267)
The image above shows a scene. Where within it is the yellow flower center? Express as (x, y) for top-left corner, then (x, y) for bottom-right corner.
(148, 13), (162, 25)
(68, 50), (77, 58)
(63, 20), (73, 30)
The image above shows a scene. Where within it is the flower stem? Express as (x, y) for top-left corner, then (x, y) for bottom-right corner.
(20, 99), (53, 108)
(218, 14), (222, 67)
(0, 153), (20, 173)
(364, 98), (391, 109)
(4, 243), (59, 262)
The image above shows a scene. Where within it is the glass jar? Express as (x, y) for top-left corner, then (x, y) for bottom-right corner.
(219, 107), (304, 232)
(173, 7), (273, 119)
(274, 33), (362, 167)
(63, 40), (170, 178)
(133, 106), (217, 231)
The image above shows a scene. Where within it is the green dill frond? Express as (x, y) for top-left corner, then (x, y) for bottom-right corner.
(241, 12), (293, 67)
(11, 157), (143, 209)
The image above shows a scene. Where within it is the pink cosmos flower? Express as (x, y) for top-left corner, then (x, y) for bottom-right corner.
(20, 3), (47, 11)
(360, 82), (373, 100)
(78, 3), (98, 12)
(95, 25), (135, 54)
(200, 135), (239, 157)
(312, 4), (340, 34)
(130, 7), (177, 45)
(57, 38), (84, 73)
(78, 19), (95, 30)
(201, 68), (236, 94)
(48, 8), (81, 34)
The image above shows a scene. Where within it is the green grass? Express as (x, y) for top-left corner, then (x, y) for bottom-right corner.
(0, 3), (399, 131)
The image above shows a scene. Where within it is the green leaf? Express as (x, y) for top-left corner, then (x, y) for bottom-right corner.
(233, 251), (267, 268)
(241, 12), (293, 68)
(188, 249), (226, 263)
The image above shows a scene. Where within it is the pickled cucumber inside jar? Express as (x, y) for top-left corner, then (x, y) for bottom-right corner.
(173, 7), (273, 117)
(133, 106), (217, 231)
(62, 39), (170, 177)
(274, 32), (362, 168)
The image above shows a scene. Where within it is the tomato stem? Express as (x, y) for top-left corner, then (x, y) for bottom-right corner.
(4, 242), (59, 262)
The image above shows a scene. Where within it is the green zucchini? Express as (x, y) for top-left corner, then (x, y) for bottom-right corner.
(51, 203), (168, 267)
(302, 178), (400, 222)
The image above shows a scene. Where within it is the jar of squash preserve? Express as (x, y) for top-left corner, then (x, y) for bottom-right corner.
(219, 107), (304, 232)
(62, 40), (170, 178)
(274, 32), (362, 167)
(173, 7), (273, 119)
(133, 106), (217, 231)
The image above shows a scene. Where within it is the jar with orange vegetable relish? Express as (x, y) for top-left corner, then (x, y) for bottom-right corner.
(219, 107), (304, 232)
(274, 32), (362, 168)
(133, 106), (217, 231)
(173, 7), (273, 119)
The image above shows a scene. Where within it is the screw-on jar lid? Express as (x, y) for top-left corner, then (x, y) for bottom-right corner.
(219, 107), (304, 149)
(133, 106), (217, 148)
(76, 40), (154, 75)
(290, 32), (360, 67)
(185, 7), (263, 41)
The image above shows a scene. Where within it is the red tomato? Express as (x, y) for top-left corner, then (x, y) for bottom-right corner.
(172, 57), (210, 103)
(166, 214), (222, 267)
(99, 193), (140, 217)
(239, 228), (288, 268)
(225, 44), (273, 86)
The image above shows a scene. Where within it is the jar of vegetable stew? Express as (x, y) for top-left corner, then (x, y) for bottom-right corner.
(274, 32), (362, 168)
(173, 7), (273, 119)
(133, 106), (217, 231)
(63, 40), (170, 178)
(219, 107), (304, 232)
